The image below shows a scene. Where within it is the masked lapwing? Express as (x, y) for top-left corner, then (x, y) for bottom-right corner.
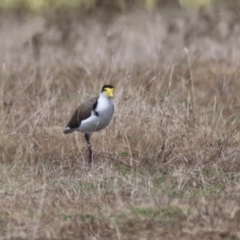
(63, 85), (114, 163)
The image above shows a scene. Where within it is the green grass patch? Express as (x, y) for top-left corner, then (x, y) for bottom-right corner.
(198, 184), (225, 196)
(130, 206), (185, 220)
(116, 165), (129, 176)
(79, 214), (93, 223)
(60, 213), (72, 221)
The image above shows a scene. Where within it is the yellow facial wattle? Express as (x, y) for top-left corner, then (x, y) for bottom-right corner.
(105, 88), (114, 98)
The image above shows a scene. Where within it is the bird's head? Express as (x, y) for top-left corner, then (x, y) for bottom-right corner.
(101, 85), (114, 98)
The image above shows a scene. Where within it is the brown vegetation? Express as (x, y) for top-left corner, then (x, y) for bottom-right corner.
(1, 4), (240, 239)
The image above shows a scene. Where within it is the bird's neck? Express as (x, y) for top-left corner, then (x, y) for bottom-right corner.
(96, 93), (112, 111)
(99, 92), (111, 101)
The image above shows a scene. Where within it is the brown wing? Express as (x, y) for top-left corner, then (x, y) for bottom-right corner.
(64, 96), (98, 134)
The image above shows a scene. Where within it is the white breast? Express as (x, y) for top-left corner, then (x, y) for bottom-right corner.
(79, 95), (114, 133)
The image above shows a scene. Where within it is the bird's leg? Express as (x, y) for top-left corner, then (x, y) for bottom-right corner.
(85, 133), (93, 163)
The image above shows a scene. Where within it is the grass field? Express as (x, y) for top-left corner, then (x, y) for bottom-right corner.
(1, 3), (240, 239)
(0, 0), (214, 11)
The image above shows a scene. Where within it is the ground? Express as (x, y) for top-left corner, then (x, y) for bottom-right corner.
(0, 4), (240, 240)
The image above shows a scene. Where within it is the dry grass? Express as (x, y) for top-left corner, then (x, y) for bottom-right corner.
(1, 5), (240, 240)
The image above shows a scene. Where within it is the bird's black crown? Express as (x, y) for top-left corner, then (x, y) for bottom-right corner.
(101, 84), (114, 92)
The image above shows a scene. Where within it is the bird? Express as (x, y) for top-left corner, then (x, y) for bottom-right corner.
(63, 84), (114, 163)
